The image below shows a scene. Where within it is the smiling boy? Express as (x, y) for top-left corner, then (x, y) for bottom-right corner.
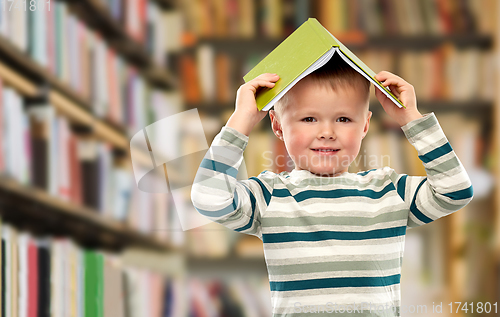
(191, 55), (473, 316)
(269, 71), (372, 177)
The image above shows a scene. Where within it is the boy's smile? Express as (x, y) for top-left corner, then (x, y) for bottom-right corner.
(271, 79), (372, 177)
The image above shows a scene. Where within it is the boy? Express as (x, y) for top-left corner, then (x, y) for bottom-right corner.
(190, 56), (473, 316)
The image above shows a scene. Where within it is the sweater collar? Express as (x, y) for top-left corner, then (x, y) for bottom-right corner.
(289, 168), (350, 179)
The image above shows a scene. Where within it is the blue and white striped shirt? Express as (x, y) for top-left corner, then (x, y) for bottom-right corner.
(191, 112), (473, 316)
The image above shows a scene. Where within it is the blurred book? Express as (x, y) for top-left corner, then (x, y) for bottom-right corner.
(235, 236), (264, 258)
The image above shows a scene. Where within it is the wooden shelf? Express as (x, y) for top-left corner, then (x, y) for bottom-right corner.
(185, 34), (493, 56)
(154, 0), (176, 9)
(186, 254), (267, 276)
(0, 177), (180, 252)
(186, 99), (494, 115)
(371, 99), (494, 116)
(0, 59), (156, 168)
(2, 44), (132, 141)
(0, 33), (129, 134)
(0, 35), (94, 113)
(363, 34), (492, 50)
(67, 0), (177, 90)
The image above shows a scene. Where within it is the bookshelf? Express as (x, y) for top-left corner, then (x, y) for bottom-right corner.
(0, 1), (184, 262)
(0, 0), (196, 316)
(0, 35), (166, 249)
(0, 176), (179, 252)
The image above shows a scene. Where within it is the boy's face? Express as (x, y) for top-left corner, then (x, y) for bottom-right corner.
(270, 79), (371, 177)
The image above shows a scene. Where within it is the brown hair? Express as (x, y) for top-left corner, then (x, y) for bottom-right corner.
(273, 53), (371, 119)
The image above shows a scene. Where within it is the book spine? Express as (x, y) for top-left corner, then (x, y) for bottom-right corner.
(306, 19), (336, 50)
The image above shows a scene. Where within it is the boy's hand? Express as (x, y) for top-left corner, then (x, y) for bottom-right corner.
(227, 73), (280, 136)
(374, 71), (423, 126)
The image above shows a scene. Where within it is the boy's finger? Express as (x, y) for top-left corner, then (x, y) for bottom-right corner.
(389, 85), (401, 98)
(377, 82), (401, 101)
(380, 78), (404, 89)
(375, 87), (389, 102)
(376, 72), (405, 84)
(257, 73), (279, 79)
(381, 81), (402, 97)
(247, 80), (276, 90)
(257, 79), (277, 86)
(252, 76), (279, 84)
(375, 71), (391, 81)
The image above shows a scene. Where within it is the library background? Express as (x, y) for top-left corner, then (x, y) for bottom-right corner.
(0, 0), (498, 316)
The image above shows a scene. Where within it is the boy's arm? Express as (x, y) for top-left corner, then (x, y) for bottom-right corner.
(389, 112), (474, 229)
(190, 72), (278, 239)
(190, 125), (274, 240)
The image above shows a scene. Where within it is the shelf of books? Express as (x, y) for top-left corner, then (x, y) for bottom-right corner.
(178, 0), (499, 315)
(0, 0), (205, 316)
(0, 0), (188, 246)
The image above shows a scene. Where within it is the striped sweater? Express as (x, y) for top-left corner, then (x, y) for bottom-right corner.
(190, 112), (473, 316)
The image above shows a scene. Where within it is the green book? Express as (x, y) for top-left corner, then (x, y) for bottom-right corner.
(84, 250), (104, 317)
(243, 18), (406, 111)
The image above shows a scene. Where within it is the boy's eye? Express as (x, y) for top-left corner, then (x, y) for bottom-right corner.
(302, 117), (316, 122)
(337, 117), (350, 122)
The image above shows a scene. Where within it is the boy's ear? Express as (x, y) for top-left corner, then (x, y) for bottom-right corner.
(269, 110), (283, 141)
(362, 111), (372, 139)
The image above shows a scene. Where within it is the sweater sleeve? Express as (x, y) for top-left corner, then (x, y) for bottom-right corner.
(190, 125), (274, 240)
(388, 112), (474, 229)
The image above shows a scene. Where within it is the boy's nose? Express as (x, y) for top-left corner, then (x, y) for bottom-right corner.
(319, 127), (336, 140)
(320, 134), (336, 140)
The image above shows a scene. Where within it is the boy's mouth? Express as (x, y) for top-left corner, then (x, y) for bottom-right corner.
(311, 148), (340, 154)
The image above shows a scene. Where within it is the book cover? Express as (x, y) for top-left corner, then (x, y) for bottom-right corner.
(243, 18), (405, 111)
(78, 139), (101, 210)
(17, 233), (28, 317)
(27, 103), (55, 192)
(2, 225), (11, 317)
(36, 238), (51, 317)
(103, 256), (125, 317)
(9, 227), (18, 317)
(0, 78), (4, 174)
(27, 236), (40, 316)
(0, 217), (2, 317)
(84, 250), (104, 317)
